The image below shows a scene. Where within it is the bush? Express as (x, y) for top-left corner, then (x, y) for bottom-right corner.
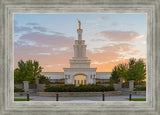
(14, 88), (24, 92)
(134, 87), (146, 91)
(38, 75), (51, 85)
(44, 84), (115, 92)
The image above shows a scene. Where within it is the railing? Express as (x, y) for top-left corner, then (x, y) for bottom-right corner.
(26, 92), (132, 101)
(122, 82), (129, 88)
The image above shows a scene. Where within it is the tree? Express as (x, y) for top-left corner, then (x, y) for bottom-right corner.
(38, 75), (51, 85)
(125, 58), (136, 81)
(110, 58), (146, 83)
(117, 64), (128, 79)
(14, 68), (23, 84)
(125, 58), (146, 82)
(110, 66), (119, 83)
(134, 59), (146, 82)
(14, 60), (43, 84)
(110, 63), (127, 83)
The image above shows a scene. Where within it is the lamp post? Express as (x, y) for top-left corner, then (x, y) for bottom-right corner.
(129, 91), (132, 101)
(102, 91), (105, 101)
(27, 91), (29, 101)
(56, 92), (59, 101)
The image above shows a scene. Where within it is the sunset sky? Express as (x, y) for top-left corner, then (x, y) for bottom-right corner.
(14, 14), (146, 72)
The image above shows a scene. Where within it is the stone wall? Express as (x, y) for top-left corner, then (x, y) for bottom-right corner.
(132, 91), (146, 96)
(113, 84), (122, 91)
(37, 84), (46, 92)
(14, 92), (26, 96)
(37, 91), (122, 97)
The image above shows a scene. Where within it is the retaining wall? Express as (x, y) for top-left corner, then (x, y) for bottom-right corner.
(37, 91), (122, 97)
(132, 91), (146, 96)
(14, 84), (23, 89)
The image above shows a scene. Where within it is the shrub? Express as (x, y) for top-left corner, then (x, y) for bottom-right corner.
(14, 88), (24, 92)
(134, 87), (146, 91)
(44, 84), (115, 92)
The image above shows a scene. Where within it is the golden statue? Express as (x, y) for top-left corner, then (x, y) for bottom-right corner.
(77, 19), (81, 29)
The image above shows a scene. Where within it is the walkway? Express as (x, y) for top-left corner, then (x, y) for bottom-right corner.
(14, 95), (146, 101)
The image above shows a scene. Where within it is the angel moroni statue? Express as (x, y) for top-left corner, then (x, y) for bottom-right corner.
(77, 19), (81, 29)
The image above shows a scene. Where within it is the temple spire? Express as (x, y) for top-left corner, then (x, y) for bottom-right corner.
(69, 20), (91, 68)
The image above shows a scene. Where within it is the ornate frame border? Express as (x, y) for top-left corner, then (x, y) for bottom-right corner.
(0, 0), (159, 115)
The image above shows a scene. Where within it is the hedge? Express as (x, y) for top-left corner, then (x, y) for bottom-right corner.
(14, 88), (24, 92)
(134, 87), (146, 91)
(44, 84), (114, 92)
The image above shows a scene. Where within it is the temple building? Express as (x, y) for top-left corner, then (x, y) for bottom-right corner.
(41, 21), (111, 85)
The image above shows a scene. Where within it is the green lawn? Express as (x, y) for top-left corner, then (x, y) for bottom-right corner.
(126, 98), (146, 101)
(14, 98), (32, 101)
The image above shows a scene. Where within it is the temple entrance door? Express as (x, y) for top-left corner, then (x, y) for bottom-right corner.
(74, 75), (86, 85)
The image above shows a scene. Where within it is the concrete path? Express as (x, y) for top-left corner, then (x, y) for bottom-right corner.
(14, 95), (146, 101)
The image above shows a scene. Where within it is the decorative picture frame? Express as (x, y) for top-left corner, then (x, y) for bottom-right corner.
(0, 0), (160, 115)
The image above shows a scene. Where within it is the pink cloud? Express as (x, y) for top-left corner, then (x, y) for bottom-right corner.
(17, 32), (74, 48)
(14, 45), (73, 72)
(97, 31), (144, 41)
(89, 43), (134, 54)
(14, 32), (74, 71)
(87, 43), (137, 71)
